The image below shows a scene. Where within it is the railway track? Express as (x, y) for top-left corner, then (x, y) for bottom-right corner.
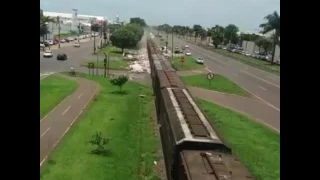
(146, 38), (255, 180)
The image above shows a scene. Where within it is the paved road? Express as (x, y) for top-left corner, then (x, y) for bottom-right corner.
(40, 75), (98, 166)
(40, 38), (99, 73)
(154, 34), (280, 111)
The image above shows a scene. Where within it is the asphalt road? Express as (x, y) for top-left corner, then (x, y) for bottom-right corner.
(159, 34), (280, 111)
(40, 38), (99, 73)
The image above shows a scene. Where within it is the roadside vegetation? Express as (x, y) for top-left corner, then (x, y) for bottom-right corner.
(182, 74), (249, 97)
(81, 59), (129, 70)
(198, 100), (280, 180)
(40, 75), (78, 119)
(171, 56), (204, 71)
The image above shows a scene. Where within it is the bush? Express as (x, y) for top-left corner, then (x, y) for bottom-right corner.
(110, 75), (128, 92)
(88, 132), (110, 156)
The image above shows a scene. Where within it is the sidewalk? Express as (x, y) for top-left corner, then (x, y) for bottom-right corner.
(40, 74), (99, 166)
(188, 86), (280, 133)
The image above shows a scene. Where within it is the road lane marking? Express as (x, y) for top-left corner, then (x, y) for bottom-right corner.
(40, 85), (98, 167)
(40, 95), (71, 122)
(40, 127), (51, 139)
(259, 86), (267, 90)
(241, 70), (280, 88)
(77, 93), (83, 99)
(62, 106), (71, 116)
(205, 67), (212, 73)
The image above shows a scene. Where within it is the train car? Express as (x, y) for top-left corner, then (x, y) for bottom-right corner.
(146, 38), (255, 180)
(178, 150), (254, 180)
(158, 87), (232, 180)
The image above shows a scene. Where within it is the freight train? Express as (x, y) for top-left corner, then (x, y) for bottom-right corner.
(146, 38), (255, 180)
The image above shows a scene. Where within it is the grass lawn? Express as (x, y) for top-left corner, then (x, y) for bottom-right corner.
(97, 46), (123, 57)
(182, 74), (249, 97)
(212, 48), (280, 76)
(80, 60), (129, 70)
(198, 100), (280, 180)
(57, 33), (72, 38)
(40, 74), (159, 180)
(40, 75), (78, 120)
(171, 56), (204, 71)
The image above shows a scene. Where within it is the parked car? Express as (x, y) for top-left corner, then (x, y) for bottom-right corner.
(74, 42), (80, 47)
(43, 50), (53, 58)
(185, 44), (189, 48)
(40, 43), (45, 48)
(57, 53), (67, 61)
(195, 57), (204, 64)
(67, 37), (74, 41)
(60, 39), (66, 43)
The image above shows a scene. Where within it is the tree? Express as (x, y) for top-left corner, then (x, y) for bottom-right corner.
(211, 25), (224, 48)
(110, 75), (128, 92)
(192, 25), (202, 42)
(129, 17), (147, 27)
(255, 37), (272, 54)
(259, 11), (280, 65)
(91, 23), (100, 32)
(224, 24), (239, 45)
(125, 23), (144, 42)
(40, 11), (55, 42)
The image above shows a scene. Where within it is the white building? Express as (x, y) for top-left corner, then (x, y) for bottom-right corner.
(43, 11), (106, 26)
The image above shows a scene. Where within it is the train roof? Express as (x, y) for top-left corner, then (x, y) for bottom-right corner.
(162, 87), (226, 146)
(180, 150), (255, 180)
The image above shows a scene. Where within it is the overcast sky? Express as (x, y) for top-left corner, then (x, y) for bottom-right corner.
(40, 0), (280, 32)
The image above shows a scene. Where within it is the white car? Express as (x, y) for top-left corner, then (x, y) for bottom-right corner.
(185, 45), (189, 48)
(74, 42), (80, 47)
(60, 39), (66, 43)
(67, 37), (74, 41)
(45, 40), (54, 45)
(196, 57), (204, 64)
(40, 43), (45, 48)
(43, 50), (53, 58)
(185, 50), (192, 56)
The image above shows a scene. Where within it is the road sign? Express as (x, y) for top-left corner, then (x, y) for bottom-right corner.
(180, 56), (185, 62)
(207, 72), (214, 80)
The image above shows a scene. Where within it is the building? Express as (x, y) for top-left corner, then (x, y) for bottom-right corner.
(43, 11), (106, 26)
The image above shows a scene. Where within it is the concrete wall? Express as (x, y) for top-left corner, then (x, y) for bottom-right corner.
(241, 40), (280, 62)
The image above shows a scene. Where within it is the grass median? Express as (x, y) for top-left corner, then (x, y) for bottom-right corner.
(182, 74), (249, 97)
(40, 74), (159, 180)
(40, 75), (78, 120)
(198, 100), (280, 180)
(80, 59), (129, 70)
(97, 46), (124, 57)
(171, 56), (204, 71)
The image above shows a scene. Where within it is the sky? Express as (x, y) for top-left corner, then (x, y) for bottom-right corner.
(40, 0), (280, 32)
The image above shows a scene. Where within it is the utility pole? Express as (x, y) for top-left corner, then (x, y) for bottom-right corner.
(78, 22), (81, 43)
(90, 20), (92, 40)
(100, 22), (103, 48)
(171, 31), (174, 60)
(57, 16), (61, 48)
(93, 31), (96, 54)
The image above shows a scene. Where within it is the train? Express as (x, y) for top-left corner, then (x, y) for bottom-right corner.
(146, 38), (255, 180)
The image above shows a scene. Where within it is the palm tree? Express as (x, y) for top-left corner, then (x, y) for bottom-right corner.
(259, 11), (280, 65)
(40, 12), (56, 42)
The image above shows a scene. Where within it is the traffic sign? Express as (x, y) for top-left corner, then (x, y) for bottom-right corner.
(207, 72), (214, 80)
(180, 56), (185, 62)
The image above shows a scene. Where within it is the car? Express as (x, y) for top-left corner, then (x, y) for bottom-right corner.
(74, 42), (80, 47)
(67, 37), (74, 41)
(57, 53), (67, 61)
(185, 50), (192, 56)
(195, 57), (204, 64)
(222, 47), (227, 50)
(185, 44), (189, 48)
(60, 39), (66, 43)
(43, 50), (53, 58)
(40, 43), (45, 48)
(45, 40), (54, 46)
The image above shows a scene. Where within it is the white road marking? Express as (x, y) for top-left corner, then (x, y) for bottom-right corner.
(62, 106), (71, 116)
(241, 70), (280, 89)
(259, 86), (267, 90)
(40, 127), (51, 139)
(77, 93), (83, 99)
